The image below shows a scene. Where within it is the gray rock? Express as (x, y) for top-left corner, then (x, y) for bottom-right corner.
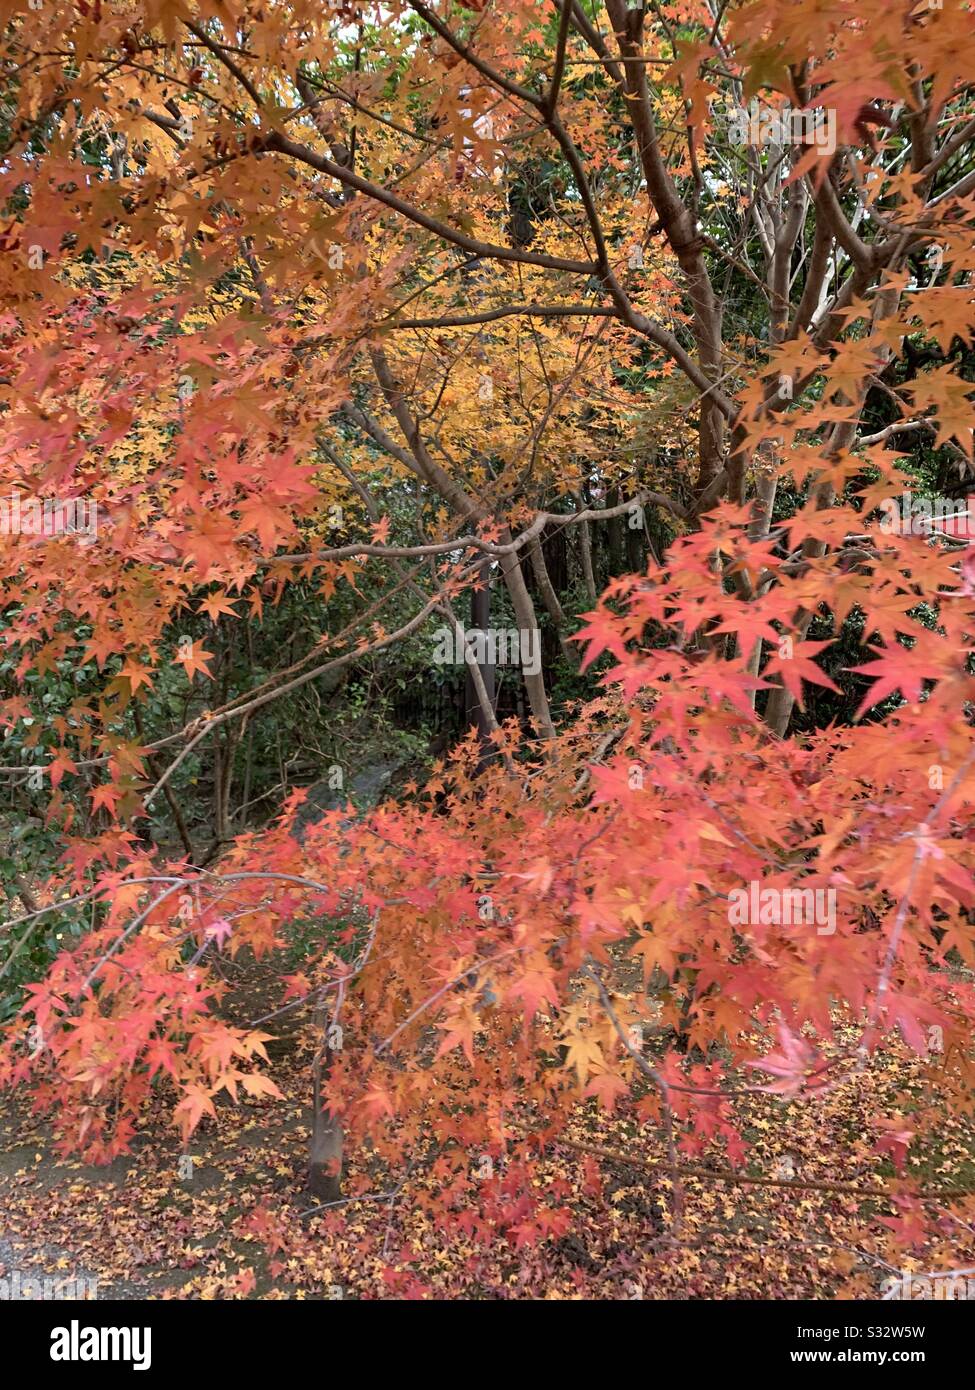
(293, 759), (401, 841)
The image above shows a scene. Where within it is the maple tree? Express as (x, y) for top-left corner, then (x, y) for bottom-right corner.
(1, 0), (975, 1298)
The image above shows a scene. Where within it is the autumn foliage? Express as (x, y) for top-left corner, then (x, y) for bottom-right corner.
(1, 0), (975, 1294)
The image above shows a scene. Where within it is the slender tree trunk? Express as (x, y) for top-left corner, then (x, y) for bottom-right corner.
(606, 485), (625, 576)
(577, 511), (598, 604)
(498, 532), (557, 740)
(528, 532), (575, 663)
(308, 1013), (343, 1202)
(365, 348), (558, 740)
(464, 560), (497, 757)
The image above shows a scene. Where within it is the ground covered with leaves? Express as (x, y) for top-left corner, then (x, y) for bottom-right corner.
(2, 1026), (973, 1301)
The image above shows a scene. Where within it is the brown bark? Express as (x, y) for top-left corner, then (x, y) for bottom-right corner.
(365, 348), (557, 739)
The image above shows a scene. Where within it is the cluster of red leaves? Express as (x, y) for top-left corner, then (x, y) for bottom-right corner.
(3, 491), (973, 1253)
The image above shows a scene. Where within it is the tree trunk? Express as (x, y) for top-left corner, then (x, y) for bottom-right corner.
(464, 560), (497, 760)
(308, 1032), (343, 1202)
